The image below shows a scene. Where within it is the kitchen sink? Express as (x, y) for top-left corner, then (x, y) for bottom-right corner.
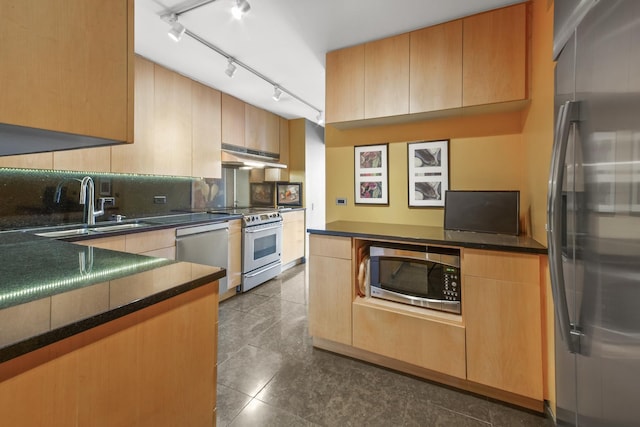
(35, 228), (92, 238)
(91, 222), (149, 232)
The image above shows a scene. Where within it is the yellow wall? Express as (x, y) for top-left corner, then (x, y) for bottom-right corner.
(521, 0), (556, 413)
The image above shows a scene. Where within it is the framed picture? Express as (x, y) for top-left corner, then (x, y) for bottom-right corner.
(354, 144), (389, 205)
(277, 182), (302, 207)
(249, 182), (274, 207)
(408, 140), (449, 207)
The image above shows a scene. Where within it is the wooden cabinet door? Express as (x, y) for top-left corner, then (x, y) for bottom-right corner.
(364, 34), (410, 119)
(0, 0), (133, 142)
(221, 93), (245, 148)
(278, 117), (290, 165)
(281, 210), (305, 266)
(245, 104), (279, 155)
(112, 56), (155, 174)
(153, 64), (192, 177)
(463, 249), (543, 399)
(309, 235), (352, 345)
(192, 81), (222, 179)
(325, 45), (365, 123)
(462, 3), (527, 106)
(227, 220), (242, 290)
(410, 20), (463, 113)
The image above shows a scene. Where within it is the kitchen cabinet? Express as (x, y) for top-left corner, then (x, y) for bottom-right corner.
(325, 45), (365, 123)
(0, 0), (134, 143)
(410, 20), (463, 113)
(462, 3), (528, 106)
(227, 219), (242, 294)
(364, 34), (410, 119)
(0, 153), (53, 169)
(281, 210), (305, 266)
(352, 298), (466, 378)
(463, 249), (543, 400)
(54, 147), (112, 173)
(221, 93), (245, 148)
(309, 235), (352, 345)
(75, 228), (176, 259)
(278, 117), (289, 167)
(191, 81), (222, 179)
(245, 104), (279, 155)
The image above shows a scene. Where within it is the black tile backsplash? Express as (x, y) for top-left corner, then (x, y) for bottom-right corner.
(0, 168), (224, 230)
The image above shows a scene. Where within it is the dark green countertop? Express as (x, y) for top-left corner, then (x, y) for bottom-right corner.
(307, 221), (547, 255)
(0, 228), (225, 363)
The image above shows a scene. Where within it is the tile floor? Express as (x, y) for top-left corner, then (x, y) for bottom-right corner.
(216, 263), (553, 427)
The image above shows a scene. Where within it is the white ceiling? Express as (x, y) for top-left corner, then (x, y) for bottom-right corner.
(135, 0), (525, 125)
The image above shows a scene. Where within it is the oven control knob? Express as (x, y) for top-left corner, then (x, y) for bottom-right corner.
(452, 282), (457, 288)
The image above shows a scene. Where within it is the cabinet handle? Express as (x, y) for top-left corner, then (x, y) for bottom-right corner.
(547, 100), (581, 354)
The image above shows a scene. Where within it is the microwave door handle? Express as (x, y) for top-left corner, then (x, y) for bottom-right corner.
(547, 100), (581, 354)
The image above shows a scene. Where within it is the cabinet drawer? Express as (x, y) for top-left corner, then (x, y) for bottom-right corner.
(462, 249), (540, 283)
(309, 235), (351, 259)
(73, 236), (126, 251)
(353, 299), (466, 379)
(125, 229), (175, 254)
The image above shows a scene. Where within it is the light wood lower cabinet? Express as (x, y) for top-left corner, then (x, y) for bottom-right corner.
(0, 282), (217, 427)
(74, 228), (176, 259)
(463, 249), (543, 400)
(281, 210), (305, 266)
(309, 235), (352, 345)
(352, 299), (466, 378)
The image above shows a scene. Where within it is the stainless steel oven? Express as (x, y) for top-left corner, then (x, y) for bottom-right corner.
(241, 210), (282, 292)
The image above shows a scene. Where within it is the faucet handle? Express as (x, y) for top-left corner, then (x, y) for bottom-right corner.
(110, 214), (126, 223)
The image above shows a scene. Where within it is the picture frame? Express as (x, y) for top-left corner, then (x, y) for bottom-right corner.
(277, 182), (302, 207)
(354, 143), (389, 205)
(249, 182), (275, 207)
(407, 140), (449, 207)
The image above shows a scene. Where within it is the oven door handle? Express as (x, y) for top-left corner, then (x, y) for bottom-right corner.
(244, 224), (282, 233)
(244, 263), (280, 278)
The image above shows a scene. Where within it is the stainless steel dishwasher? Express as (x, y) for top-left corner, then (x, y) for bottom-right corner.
(175, 222), (229, 293)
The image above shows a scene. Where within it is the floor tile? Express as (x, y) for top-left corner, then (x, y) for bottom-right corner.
(489, 401), (553, 427)
(216, 384), (252, 427)
(218, 344), (284, 397)
(403, 401), (492, 427)
(228, 399), (318, 427)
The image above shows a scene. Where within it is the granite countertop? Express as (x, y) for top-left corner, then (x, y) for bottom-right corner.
(0, 228), (225, 363)
(307, 221), (547, 255)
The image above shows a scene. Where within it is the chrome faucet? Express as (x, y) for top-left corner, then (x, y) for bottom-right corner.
(79, 176), (104, 225)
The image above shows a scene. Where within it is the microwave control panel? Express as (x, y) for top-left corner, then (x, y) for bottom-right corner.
(443, 267), (460, 302)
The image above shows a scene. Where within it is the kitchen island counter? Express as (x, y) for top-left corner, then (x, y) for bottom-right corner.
(307, 220), (547, 254)
(0, 231), (225, 363)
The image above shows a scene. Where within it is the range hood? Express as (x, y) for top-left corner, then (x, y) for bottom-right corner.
(221, 145), (287, 169)
(0, 123), (125, 156)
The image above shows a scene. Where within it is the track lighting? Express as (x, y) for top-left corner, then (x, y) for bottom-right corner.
(166, 14), (185, 42)
(225, 59), (237, 78)
(272, 86), (283, 101)
(231, 0), (251, 20)
(316, 111), (324, 125)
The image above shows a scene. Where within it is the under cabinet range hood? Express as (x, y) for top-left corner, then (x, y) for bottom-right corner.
(221, 146), (287, 169)
(0, 123), (126, 156)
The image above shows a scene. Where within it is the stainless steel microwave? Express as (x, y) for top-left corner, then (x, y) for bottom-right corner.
(369, 244), (461, 314)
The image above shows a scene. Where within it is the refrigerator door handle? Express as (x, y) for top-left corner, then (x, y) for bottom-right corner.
(547, 100), (581, 354)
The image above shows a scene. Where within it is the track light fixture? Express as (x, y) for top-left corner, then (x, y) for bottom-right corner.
(272, 86), (283, 101)
(225, 59), (237, 78)
(316, 111), (324, 125)
(231, 0), (251, 20)
(166, 14), (185, 42)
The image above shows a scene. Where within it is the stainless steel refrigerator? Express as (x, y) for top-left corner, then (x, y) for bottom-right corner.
(549, 1), (640, 426)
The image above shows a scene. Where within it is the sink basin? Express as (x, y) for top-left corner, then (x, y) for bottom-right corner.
(35, 228), (92, 238)
(91, 222), (149, 233)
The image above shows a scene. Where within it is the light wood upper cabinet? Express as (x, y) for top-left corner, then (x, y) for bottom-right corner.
(221, 94), (245, 148)
(462, 3), (528, 106)
(279, 118), (290, 162)
(410, 20), (463, 113)
(325, 45), (365, 123)
(245, 104), (279, 155)
(0, 0), (134, 143)
(111, 56), (155, 174)
(463, 249), (543, 400)
(364, 34), (410, 119)
(191, 81), (222, 179)
(153, 65), (192, 177)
